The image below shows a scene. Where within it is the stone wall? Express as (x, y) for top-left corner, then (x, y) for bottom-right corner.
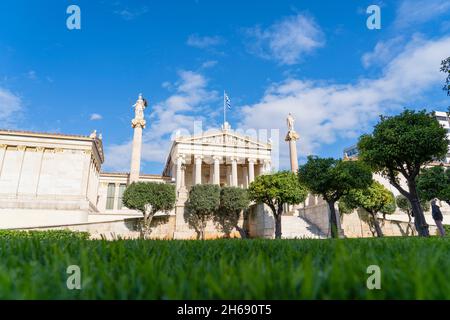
(8, 215), (176, 240)
(342, 209), (440, 237)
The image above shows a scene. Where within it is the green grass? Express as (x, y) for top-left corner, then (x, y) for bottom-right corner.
(0, 231), (449, 299)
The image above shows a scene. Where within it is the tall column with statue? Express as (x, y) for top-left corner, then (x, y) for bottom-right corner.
(129, 94), (147, 183)
(285, 113), (300, 173)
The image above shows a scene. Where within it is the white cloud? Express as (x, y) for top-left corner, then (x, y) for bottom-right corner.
(0, 87), (22, 127)
(394, 0), (450, 29)
(187, 34), (224, 49)
(239, 36), (450, 168)
(201, 60), (218, 69)
(26, 70), (37, 80)
(245, 13), (324, 65)
(104, 70), (219, 172)
(114, 6), (149, 20)
(362, 37), (405, 68)
(90, 113), (102, 121)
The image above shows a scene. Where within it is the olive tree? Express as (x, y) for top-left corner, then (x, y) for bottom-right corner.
(248, 171), (308, 239)
(358, 110), (448, 236)
(340, 181), (395, 237)
(186, 184), (220, 240)
(214, 187), (250, 238)
(122, 182), (176, 236)
(298, 157), (372, 238)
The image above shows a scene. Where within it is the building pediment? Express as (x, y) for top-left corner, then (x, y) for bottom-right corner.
(176, 132), (271, 150)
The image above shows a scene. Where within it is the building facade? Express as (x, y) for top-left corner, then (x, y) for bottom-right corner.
(0, 94), (277, 238)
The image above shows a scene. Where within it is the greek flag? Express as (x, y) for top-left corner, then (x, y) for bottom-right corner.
(224, 92), (231, 109)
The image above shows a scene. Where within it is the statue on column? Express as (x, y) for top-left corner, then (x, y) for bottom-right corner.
(287, 113), (295, 132)
(132, 93), (147, 128)
(285, 113), (299, 141)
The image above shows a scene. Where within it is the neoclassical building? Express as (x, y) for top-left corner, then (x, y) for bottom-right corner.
(0, 94), (280, 238)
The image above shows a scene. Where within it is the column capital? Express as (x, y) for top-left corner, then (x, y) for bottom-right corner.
(0, 144), (7, 150)
(131, 119), (146, 129)
(247, 158), (256, 164)
(230, 156), (239, 162)
(194, 154), (204, 161)
(212, 155), (222, 162)
(285, 130), (300, 141)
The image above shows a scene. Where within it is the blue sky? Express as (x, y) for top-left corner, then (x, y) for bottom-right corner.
(0, 0), (450, 174)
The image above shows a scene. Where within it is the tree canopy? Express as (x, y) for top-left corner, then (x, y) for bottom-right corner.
(186, 184), (221, 240)
(122, 182), (176, 222)
(214, 187), (250, 238)
(248, 171), (307, 239)
(339, 181), (395, 237)
(357, 110), (448, 236)
(416, 165), (450, 205)
(298, 156), (372, 238)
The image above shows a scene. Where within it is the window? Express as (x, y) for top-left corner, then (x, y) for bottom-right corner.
(106, 183), (116, 210)
(117, 184), (127, 210)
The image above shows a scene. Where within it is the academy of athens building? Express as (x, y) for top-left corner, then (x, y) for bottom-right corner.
(0, 94), (446, 239)
(0, 94), (281, 239)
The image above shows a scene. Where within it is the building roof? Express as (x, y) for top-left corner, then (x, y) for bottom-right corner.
(0, 128), (105, 163)
(0, 129), (93, 140)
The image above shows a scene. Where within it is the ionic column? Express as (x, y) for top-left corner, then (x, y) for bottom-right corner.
(213, 156), (221, 185)
(231, 157), (238, 187)
(176, 155), (185, 190)
(194, 155), (203, 185)
(242, 166), (248, 188)
(0, 144), (7, 178)
(209, 163), (214, 184)
(262, 160), (271, 175)
(248, 158), (255, 183)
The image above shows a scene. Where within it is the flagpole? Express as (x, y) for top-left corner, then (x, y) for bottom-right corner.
(223, 90), (226, 125)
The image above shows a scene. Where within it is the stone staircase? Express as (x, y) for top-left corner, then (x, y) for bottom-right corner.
(281, 215), (327, 239)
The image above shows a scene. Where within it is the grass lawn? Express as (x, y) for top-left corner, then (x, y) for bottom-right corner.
(0, 231), (449, 299)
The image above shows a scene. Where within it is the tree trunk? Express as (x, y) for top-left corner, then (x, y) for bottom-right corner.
(274, 213), (282, 239)
(235, 226), (247, 239)
(404, 179), (429, 237)
(327, 201), (339, 238)
(370, 212), (383, 237)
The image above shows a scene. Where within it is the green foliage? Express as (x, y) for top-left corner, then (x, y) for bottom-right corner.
(0, 230), (89, 240)
(299, 157), (372, 238)
(0, 237), (449, 299)
(358, 110), (448, 179)
(248, 171), (307, 210)
(248, 171), (307, 238)
(340, 181), (396, 215)
(214, 187), (250, 237)
(396, 195), (430, 216)
(122, 182), (176, 218)
(441, 57), (450, 96)
(298, 157), (372, 203)
(417, 166), (450, 203)
(186, 184), (221, 239)
(358, 110), (448, 236)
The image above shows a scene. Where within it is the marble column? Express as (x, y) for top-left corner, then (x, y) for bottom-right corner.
(285, 113), (300, 173)
(213, 156), (221, 185)
(248, 158), (255, 183)
(130, 94), (147, 183)
(242, 165), (248, 188)
(209, 163), (214, 184)
(231, 157), (238, 187)
(194, 155), (203, 185)
(176, 155), (185, 190)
